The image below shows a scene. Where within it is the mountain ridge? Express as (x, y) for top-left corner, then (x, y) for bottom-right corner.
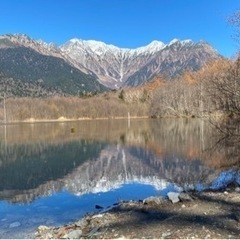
(60, 37), (220, 88)
(0, 34), (221, 92)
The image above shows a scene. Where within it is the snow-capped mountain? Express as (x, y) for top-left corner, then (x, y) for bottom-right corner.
(60, 38), (220, 88)
(0, 34), (221, 90)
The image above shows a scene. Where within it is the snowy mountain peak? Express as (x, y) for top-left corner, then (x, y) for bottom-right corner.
(139, 40), (165, 53)
(148, 40), (165, 47)
(182, 39), (194, 45)
(169, 38), (180, 45)
(168, 38), (195, 47)
(131, 40), (166, 54)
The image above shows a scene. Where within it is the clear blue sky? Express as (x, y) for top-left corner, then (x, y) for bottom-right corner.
(0, 0), (239, 57)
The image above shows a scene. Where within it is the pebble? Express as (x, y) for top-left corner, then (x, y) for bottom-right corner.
(92, 214), (104, 219)
(143, 196), (165, 205)
(75, 219), (87, 228)
(162, 232), (172, 237)
(9, 221), (21, 228)
(46, 233), (53, 239)
(37, 225), (50, 232)
(67, 229), (82, 239)
(88, 226), (100, 237)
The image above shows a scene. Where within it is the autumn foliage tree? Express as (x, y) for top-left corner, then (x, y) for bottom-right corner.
(150, 57), (240, 119)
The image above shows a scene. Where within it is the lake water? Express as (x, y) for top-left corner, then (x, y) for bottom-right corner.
(0, 119), (239, 238)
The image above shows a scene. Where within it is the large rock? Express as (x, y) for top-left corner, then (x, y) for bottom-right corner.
(167, 192), (180, 203)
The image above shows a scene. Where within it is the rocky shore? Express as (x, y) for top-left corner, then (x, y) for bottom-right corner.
(36, 186), (240, 239)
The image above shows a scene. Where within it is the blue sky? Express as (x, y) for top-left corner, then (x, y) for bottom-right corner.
(0, 0), (239, 57)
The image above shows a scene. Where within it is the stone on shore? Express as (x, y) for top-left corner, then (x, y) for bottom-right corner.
(35, 190), (240, 239)
(167, 192), (180, 203)
(67, 229), (82, 239)
(143, 196), (166, 205)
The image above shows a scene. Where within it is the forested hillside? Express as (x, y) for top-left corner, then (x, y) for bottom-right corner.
(0, 37), (108, 96)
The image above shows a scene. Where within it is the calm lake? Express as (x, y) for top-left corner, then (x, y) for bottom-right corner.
(0, 119), (239, 238)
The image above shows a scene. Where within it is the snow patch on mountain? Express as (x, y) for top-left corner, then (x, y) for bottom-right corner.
(60, 38), (213, 88)
(63, 39), (166, 56)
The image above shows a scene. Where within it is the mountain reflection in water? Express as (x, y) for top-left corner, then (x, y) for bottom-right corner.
(0, 119), (239, 238)
(0, 119), (238, 203)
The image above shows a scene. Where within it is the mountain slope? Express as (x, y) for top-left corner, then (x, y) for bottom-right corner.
(0, 35), (108, 97)
(124, 40), (219, 87)
(61, 38), (221, 88)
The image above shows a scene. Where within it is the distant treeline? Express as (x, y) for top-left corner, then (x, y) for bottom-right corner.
(0, 56), (240, 122)
(0, 92), (149, 122)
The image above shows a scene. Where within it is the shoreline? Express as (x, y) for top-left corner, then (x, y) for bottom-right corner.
(36, 186), (240, 239)
(0, 116), (150, 125)
(0, 110), (230, 125)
